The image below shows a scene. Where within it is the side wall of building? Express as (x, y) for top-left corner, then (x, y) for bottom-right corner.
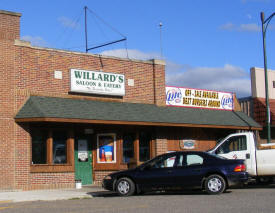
(0, 11), (21, 190)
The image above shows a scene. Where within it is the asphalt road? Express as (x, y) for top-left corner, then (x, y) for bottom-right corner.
(1, 184), (275, 213)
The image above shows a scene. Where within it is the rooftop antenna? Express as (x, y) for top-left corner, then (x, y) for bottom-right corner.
(159, 21), (163, 59)
(85, 6), (88, 53)
(84, 6), (126, 53)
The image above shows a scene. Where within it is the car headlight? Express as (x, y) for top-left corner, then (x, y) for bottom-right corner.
(104, 175), (112, 180)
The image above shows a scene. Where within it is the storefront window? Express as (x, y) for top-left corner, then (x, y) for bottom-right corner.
(139, 132), (150, 162)
(31, 131), (47, 164)
(53, 131), (67, 164)
(97, 134), (116, 163)
(123, 134), (135, 163)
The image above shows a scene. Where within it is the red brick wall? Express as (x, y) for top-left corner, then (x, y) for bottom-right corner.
(155, 128), (168, 155)
(14, 45), (165, 105)
(253, 97), (275, 126)
(27, 173), (75, 190)
(0, 10), (166, 190)
(0, 11), (21, 190)
(94, 171), (114, 186)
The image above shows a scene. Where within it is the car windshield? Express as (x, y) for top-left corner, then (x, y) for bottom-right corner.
(136, 157), (157, 169)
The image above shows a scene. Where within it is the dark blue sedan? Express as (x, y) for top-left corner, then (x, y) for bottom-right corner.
(102, 151), (248, 196)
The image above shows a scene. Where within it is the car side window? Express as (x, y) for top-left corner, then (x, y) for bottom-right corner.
(175, 154), (184, 167)
(149, 154), (177, 168)
(186, 154), (203, 166)
(216, 136), (247, 154)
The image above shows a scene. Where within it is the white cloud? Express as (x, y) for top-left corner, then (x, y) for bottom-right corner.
(101, 49), (251, 98)
(100, 49), (161, 61)
(21, 35), (48, 47)
(166, 64), (251, 98)
(247, 14), (252, 19)
(239, 23), (261, 32)
(58, 16), (80, 29)
(219, 22), (235, 31)
(219, 22), (261, 32)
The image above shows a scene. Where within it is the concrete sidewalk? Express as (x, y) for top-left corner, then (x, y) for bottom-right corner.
(0, 186), (105, 203)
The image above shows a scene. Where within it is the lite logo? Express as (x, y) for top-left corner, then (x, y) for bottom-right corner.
(166, 88), (182, 105)
(221, 95), (233, 109)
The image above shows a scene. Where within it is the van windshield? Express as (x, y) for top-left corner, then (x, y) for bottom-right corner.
(206, 138), (224, 152)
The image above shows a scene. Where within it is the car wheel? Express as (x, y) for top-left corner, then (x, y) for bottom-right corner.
(116, 177), (135, 196)
(205, 174), (226, 195)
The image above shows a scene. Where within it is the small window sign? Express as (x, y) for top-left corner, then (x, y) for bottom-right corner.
(54, 71), (63, 79)
(180, 140), (196, 150)
(128, 79), (134, 87)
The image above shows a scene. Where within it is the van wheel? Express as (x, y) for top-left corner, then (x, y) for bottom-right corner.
(256, 177), (273, 185)
(205, 175), (226, 195)
(116, 177), (135, 196)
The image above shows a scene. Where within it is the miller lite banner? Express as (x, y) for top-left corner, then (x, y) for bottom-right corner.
(166, 86), (234, 111)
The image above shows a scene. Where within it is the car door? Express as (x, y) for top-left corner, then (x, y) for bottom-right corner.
(136, 153), (178, 190)
(173, 153), (208, 187)
(215, 135), (253, 174)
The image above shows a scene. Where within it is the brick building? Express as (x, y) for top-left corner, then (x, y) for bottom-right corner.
(0, 10), (261, 190)
(240, 67), (275, 143)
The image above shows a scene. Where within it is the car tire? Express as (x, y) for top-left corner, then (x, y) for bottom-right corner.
(116, 177), (135, 196)
(205, 174), (226, 195)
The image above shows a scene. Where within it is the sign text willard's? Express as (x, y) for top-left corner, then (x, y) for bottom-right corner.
(70, 69), (125, 96)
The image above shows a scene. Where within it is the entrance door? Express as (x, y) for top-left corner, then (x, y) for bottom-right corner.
(75, 137), (93, 185)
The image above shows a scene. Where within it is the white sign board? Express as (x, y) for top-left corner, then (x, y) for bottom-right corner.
(78, 139), (88, 162)
(70, 69), (125, 96)
(166, 86), (234, 110)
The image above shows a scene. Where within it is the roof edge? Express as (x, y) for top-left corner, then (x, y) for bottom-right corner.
(0, 10), (22, 17)
(14, 117), (262, 130)
(14, 39), (166, 66)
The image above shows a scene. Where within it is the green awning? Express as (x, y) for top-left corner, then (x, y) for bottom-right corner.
(15, 96), (262, 130)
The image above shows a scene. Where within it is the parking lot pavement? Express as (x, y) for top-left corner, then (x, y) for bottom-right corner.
(0, 186), (104, 203)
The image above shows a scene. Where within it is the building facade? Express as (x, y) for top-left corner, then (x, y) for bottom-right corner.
(240, 67), (275, 144)
(0, 10), (261, 190)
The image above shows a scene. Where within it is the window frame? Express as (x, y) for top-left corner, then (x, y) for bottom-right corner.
(96, 133), (117, 164)
(216, 135), (247, 154)
(30, 128), (74, 173)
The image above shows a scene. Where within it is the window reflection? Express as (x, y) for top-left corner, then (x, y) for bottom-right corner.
(31, 131), (47, 164)
(139, 132), (150, 162)
(123, 134), (135, 163)
(53, 131), (67, 164)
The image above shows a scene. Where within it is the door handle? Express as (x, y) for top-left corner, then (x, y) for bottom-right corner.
(246, 153), (250, 159)
(167, 170), (173, 174)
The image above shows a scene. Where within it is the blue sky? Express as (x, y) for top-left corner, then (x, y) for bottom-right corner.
(1, 0), (275, 97)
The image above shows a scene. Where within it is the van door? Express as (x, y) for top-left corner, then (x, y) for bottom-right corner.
(215, 134), (254, 174)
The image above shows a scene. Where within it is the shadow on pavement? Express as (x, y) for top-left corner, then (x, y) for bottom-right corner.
(88, 189), (233, 198)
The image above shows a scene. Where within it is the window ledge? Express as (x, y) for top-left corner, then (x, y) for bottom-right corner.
(30, 164), (74, 173)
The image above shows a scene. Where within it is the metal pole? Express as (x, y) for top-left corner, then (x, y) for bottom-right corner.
(159, 22), (163, 59)
(261, 12), (271, 143)
(85, 6), (88, 53)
